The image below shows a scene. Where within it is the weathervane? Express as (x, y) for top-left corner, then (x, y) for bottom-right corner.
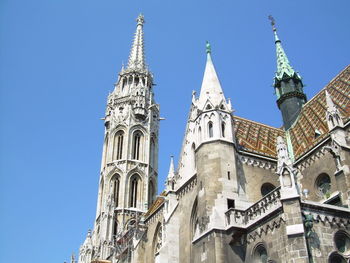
(268, 15), (277, 31)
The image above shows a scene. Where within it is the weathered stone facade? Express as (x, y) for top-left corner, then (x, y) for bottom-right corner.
(77, 16), (350, 263)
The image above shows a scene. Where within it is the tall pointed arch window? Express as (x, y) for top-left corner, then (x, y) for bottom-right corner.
(102, 136), (109, 167)
(191, 143), (196, 170)
(221, 122), (226, 138)
(191, 198), (198, 239)
(154, 223), (163, 260)
(111, 175), (120, 207)
(132, 131), (143, 160)
(113, 220), (118, 238)
(149, 181), (155, 206)
(150, 137), (156, 168)
(208, 122), (213, 138)
(98, 178), (104, 214)
(129, 174), (141, 208)
(113, 131), (124, 160)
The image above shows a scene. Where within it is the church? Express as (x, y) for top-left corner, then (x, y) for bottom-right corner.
(76, 15), (350, 263)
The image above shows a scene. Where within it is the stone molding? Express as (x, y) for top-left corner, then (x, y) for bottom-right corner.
(239, 155), (277, 171)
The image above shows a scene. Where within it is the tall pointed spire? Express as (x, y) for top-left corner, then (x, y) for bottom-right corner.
(198, 41), (226, 109)
(127, 14), (146, 71)
(168, 156), (175, 179)
(166, 156), (176, 191)
(269, 16), (300, 83)
(269, 16), (307, 130)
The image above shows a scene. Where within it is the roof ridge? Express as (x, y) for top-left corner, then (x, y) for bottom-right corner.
(233, 115), (283, 132)
(302, 64), (350, 108)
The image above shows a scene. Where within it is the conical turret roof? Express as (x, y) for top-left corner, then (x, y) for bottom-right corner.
(198, 42), (226, 109)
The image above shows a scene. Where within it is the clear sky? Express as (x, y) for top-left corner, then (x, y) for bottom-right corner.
(0, 0), (349, 262)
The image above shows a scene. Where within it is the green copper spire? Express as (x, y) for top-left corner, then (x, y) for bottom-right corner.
(268, 16), (301, 83)
(268, 16), (307, 130)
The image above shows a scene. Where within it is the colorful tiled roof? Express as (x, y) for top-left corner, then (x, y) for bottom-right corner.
(289, 65), (350, 159)
(233, 116), (284, 158)
(233, 65), (350, 160)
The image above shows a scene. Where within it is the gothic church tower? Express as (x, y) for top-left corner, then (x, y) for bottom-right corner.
(79, 14), (159, 263)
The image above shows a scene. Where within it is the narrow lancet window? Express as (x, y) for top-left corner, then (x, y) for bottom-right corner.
(221, 122), (225, 138)
(129, 175), (141, 208)
(132, 131), (143, 160)
(113, 131), (124, 160)
(208, 122), (213, 138)
(113, 176), (120, 207)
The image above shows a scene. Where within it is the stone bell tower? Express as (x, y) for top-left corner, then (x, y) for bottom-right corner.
(79, 14), (160, 263)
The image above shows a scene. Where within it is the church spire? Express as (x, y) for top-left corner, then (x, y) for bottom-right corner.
(268, 16), (307, 130)
(127, 14), (146, 71)
(198, 41), (226, 109)
(269, 16), (300, 83)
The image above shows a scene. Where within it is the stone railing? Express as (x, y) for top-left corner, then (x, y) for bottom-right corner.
(226, 187), (282, 227)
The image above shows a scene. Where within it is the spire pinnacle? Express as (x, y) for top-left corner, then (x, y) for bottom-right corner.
(325, 90), (344, 129)
(168, 155), (175, 179)
(268, 16), (299, 82)
(198, 41), (226, 109)
(127, 14), (146, 70)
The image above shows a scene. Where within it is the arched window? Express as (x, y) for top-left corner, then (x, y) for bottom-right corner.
(129, 174), (141, 208)
(253, 244), (268, 263)
(334, 231), (350, 254)
(113, 131), (124, 160)
(113, 220), (118, 238)
(191, 143), (196, 170)
(198, 126), (202, 142)
(149, 181), (155, 206)
(98, 178), (104, 213)
(150, 137), (156, 168)
(154, 223), (163, 257)
(208, 122), (213, 138)
(190, 198), (198, 239)
(102, 136), (109, 167)
(221, 122), (226, 138)
(315, 173), (331, 198)
(261, 183), (276, 197)
(132, 131), (143, 160)
(111, 175), (120, 207)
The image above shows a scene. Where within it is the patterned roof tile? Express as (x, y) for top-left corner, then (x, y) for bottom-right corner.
(289, 65), (350, 159)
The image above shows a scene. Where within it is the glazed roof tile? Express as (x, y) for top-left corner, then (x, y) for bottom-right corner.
(289, 65), (350, 159)
(233, 116), (284, 158)
(233, 65), (350, 160)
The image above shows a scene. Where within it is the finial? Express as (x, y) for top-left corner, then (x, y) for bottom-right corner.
(206, 41), (211, 54)
(136, 14), (145, 26)
(268, 15), (276, 31)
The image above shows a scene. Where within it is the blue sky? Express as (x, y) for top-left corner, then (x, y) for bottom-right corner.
(0, 0), (349, 262)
